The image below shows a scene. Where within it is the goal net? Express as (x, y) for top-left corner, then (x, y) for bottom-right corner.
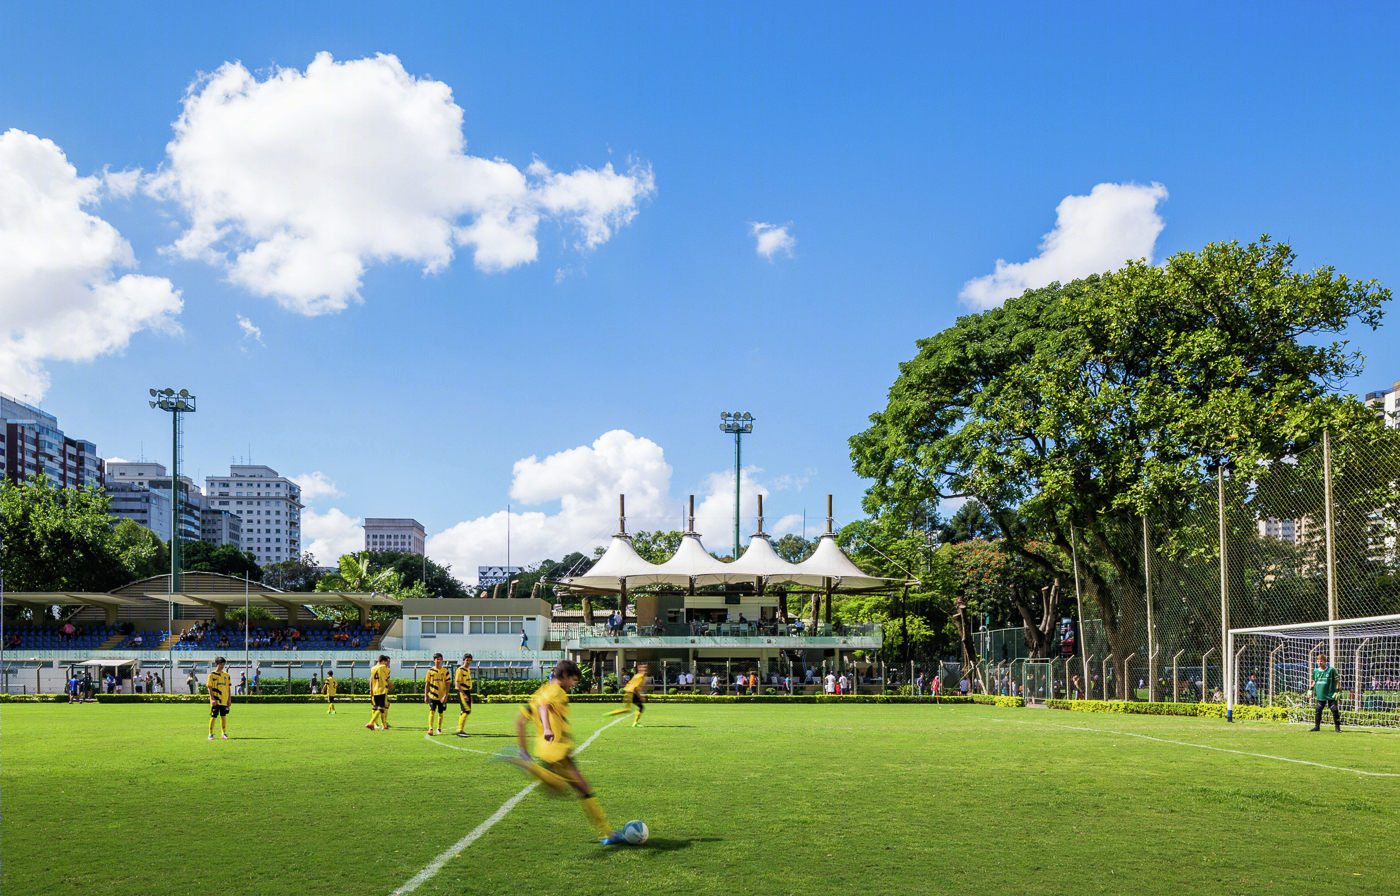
(1228, 614), (1400, 729)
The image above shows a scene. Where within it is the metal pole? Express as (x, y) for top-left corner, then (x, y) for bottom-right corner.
(244, 574), (250, 674)
(1143, 516), (1155, 702)
(1173, 649), (1184, 703)
(1071, 525), (1089, 691)
(1218, 467), (1229, 716)
(1323, 430), (1337, 663)
(733, 428), (741, 560)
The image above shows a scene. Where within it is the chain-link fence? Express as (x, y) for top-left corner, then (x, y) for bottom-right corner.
(990, 429), (1400, 709)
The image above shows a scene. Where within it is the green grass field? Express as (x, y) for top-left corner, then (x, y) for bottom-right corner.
(5, 701), (1399, 896)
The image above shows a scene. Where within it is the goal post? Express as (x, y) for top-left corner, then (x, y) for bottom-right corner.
(1227, 614), (1400, 728)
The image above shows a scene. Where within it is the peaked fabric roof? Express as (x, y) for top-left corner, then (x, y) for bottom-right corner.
(553, 531), (908, 592)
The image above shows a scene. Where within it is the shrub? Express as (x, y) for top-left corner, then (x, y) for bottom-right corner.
(1046, 699), (1198, 717)
(972, 694), (1025, 708)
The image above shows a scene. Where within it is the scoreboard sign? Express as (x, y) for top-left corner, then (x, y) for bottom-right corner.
(478, 566), (522, 586)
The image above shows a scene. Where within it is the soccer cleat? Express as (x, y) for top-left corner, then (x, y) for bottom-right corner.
(1309, 726), (1321, 732)
(222, 734), (229, 739)
(366, 722), (376, 730)
(599, 830), (628, 846)
(455, 731), (469, 738)
(208, 734), (214, 740)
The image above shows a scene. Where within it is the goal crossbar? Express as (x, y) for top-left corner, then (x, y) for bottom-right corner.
(1227, 614), (1400, 725)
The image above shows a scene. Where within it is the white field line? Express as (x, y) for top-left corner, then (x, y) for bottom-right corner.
(986, 716), (1400, 777)
(392, 714), (628, 895)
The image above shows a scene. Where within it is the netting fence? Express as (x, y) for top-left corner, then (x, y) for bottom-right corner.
(980, 428), (1400, 722)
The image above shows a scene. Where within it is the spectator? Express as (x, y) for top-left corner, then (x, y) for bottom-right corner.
(709, 674), (719, 695)
(824, 671), (836, 695)
(187, 670), (198, 694)
(959, 676), (969, 696)
(1245, 674), (1258, 706)
(915, 673), (925, 697)
(310, 674), (320, 695)
(155, 673), (164, 694)
(931, 672), (942, 701)
(132, 632), (143, 648)
(837, 673), (848, 695)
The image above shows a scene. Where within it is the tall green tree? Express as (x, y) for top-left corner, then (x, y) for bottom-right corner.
(182, 540), (262, 580)
(362, 550), (469, 599)
(852, 237), (1390, 696)
(262, 552), (324, 592)
(0, 478), (126, 592)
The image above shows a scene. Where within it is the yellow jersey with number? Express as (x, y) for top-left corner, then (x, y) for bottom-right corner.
(324, 677), (338, 697)
(371, 664), (391, 697)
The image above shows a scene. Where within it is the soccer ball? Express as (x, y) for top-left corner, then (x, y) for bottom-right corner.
(622, 820), (649, 845)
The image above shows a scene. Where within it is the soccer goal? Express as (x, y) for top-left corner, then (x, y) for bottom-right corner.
(1227, 614), (1400, 728)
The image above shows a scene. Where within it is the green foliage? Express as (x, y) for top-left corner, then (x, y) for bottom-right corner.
(1047, 699), (1199, 716)
(362, 550), (469, 599)
(0, 477), (137, 592)
(181, 539), (262, 580)
(971, 694), (1025, 707)
(941, 502), (998, 544)
(262, 552), (324, 592)
(772, 533), (817, 562)
(109, 519), (168, 580)
(1195, 703), (1290, 722)
(851, 237), (1392, 692)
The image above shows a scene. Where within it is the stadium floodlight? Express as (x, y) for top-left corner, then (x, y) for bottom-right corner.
(149, 386), (196, 684)
(718, 411), (756, 559)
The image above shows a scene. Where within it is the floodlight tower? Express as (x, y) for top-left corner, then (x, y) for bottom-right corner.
(149, 388), (196, 591)
(718, 412), (755, 559)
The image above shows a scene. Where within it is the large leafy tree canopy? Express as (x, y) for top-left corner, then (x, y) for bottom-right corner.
(181, 540), (262, 581)
(0, 478), (158, 593)
(851, 237), (1390, 690)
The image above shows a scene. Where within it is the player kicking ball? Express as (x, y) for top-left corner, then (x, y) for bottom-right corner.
(606, 663), (649, 727)
(491, 659), (629, 844)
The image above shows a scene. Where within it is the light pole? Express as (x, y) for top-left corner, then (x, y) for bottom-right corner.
(718, 412), (755, 559)
(150, 387), (195, 679)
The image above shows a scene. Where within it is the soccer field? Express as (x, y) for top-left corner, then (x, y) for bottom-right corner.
(5, 702), (1398, 896)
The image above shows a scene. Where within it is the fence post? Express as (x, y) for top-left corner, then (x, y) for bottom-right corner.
(1324, 430), (1338, 663)
(1268, 643), (1284, 707)
(1172, 649), (1185, 703)
(1143, 516), (1156, 702)
(1354, 638), (1370, 712)
(1202, 647), (1217, 702)
(1219, 467), (1230, 717)
(1102, 654), (1113, 700)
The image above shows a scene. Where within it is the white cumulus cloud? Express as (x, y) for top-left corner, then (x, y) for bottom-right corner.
(148, 52), (655, 315)
(290, 471), (342, 503)
(0, 129), (183, 400)
(959, 181), (1168, 309)
(427, 431), (815, 586)
(750, 221), (795, 260)
(303, 506), (363, 561)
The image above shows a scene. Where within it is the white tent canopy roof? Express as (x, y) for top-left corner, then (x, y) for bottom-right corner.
(554, 531), (908, 592)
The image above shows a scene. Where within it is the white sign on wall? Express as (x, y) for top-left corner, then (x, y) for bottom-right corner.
(478, 566), (522, 587)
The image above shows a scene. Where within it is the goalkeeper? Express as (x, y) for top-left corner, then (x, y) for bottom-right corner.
(1309, 653), (1342, 732)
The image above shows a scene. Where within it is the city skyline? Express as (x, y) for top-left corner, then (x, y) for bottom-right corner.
(4, 4), (1399, 584)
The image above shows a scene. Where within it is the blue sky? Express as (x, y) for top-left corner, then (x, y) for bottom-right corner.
(3, 2), (1398, 583)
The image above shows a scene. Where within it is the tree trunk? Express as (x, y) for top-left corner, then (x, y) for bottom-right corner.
(1009, 579), (1062, 659)
(582, 595), (594, 626)
(777, 589), (789, 622)
(808, 593), (820, 630)
(953, 597), (983, 690)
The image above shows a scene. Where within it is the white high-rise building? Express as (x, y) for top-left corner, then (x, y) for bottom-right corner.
(204, 465), (303, 567)
(365, 518), (426, 555)
(1364, 379), (1400, 428)
(106, 462), (202, 542)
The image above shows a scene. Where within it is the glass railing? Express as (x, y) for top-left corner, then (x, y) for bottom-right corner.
(550, 622), (882, 642)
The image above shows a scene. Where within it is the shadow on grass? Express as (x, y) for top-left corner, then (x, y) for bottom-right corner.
(584, 837), (721, 859)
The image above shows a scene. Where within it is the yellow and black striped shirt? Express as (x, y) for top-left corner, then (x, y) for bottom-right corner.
(454, 665), (472, 694)
(623, 673), (646, 695)
(425, 667), (450, 701)
(207, 670), (231, 706)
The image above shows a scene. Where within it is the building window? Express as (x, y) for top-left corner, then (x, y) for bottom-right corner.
(420, 615), (464, 634)
(468, 615), (524, 635)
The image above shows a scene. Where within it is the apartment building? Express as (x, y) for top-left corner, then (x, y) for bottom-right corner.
(364, 518), (426, 555)
(1, 394), (105, 489)
(106, 462), (202, 542)
(1364, 379), (1400, 428)
(204, 465), (303, 566)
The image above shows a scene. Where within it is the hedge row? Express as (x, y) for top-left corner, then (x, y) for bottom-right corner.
(1046, 699), (1199, 716)
(972, 694), (1026, 708)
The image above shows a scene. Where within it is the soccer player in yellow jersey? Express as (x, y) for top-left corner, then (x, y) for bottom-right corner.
(366, 654), (393, 730)
(495, 659), (625, 844)
(606, 663), (648, 727)
(206, 657), (232, 740)
(324, 670), (337, 714)
(453, 653), (474, 737)
(424, 652), (450, 735)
